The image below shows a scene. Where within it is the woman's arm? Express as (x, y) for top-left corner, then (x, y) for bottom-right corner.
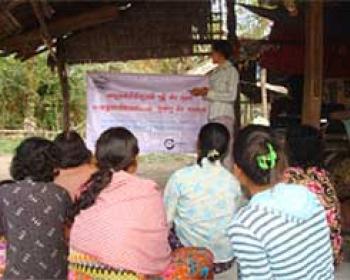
(164, 175), (181, 224)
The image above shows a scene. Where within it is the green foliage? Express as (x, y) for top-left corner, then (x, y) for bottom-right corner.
(0, 0), (269, 132)
(0, 138), (23, 155)
(236, 0), (272, 39)
(0, 55), (206, 132)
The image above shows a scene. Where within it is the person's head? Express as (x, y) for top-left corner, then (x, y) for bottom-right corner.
(212, 40), (232, 64)
(95, 127), (139, 173)
(197, 123), (230, 166)
(54, 131), (92, 169)
(71, 127), (139, 218)
(10, 137), (61, 182)
(286, 125), (323, 169)
(233, 125), (286, 196)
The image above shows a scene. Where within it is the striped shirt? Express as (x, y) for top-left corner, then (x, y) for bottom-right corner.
(228, 183), (334, 280)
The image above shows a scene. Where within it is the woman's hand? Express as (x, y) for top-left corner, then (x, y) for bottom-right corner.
(190, 87), (209, 97)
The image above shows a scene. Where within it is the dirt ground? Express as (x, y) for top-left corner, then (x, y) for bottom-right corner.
(0, 155), (11, 181)
(0, 154), (195, 188)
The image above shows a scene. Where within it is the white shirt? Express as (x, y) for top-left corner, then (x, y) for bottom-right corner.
(206, 61), (239, 120)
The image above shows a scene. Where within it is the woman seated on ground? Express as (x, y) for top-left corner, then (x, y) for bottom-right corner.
(229, 125), (334, 279)
(68, 127), (214, 279)
(284, 124), (343, 266)
(164, 123), (243, 280)
(54, 131), (97, 199)
(0, 137), (72, 279)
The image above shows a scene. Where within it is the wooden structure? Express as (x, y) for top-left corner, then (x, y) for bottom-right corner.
(0, 0), (232, 132)
(242, 1), (350, 128)
(0, 0), (340, 130)
(302, 1), (324, 127)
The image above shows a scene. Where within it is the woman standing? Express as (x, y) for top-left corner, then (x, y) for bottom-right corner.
(191, 40), (239, 168)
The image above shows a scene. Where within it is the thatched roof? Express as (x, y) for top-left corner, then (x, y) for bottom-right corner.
(0, 0), (226, 63)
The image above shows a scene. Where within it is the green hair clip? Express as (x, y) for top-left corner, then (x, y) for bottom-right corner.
(256, 143), (277, 171)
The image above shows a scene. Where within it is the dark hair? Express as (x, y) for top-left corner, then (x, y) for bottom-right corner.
(197, 123), (230, 165)
(54, 131), (92, 169)
(10, 137), (61, 182)
(212, 40), (233, 60)
(286, 125), (323, 169)
(234, 125), (286, 186)
(71, 127), (139, 218)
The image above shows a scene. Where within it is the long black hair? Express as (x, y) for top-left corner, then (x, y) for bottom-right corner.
(197, 123), (230, 165)
(54, 131), (92, 169)
(234, 125), (286, 186)
(10, 137), (61, 182)
(71, 127), (139, 218)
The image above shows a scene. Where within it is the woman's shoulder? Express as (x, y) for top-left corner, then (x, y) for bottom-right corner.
(113, 171), (160, 192)
(169, 164), (199, 181)
(0, 180), (72, 211)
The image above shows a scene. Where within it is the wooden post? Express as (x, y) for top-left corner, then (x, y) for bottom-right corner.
(302, 0), (324, 128)
(261, 68), (268, 119)
(57, 42), (70, 133)
(31, 1), (70, 132)
(226, 0), (240, 134)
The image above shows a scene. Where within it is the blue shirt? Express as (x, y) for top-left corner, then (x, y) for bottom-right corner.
(164, 158), (242, 262)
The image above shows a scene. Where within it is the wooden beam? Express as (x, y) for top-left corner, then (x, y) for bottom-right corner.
(260, 68), (268, 119)
(227, 0), (241, 134)
(57, 39), (70, 133)
(0, 0), (27, 11)
(30, 0), (57, 62)
(301, 0), (324, 128)
(3, 4), (119, 49)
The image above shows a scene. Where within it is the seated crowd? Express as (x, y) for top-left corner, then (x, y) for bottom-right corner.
(0, 123), (342, 280)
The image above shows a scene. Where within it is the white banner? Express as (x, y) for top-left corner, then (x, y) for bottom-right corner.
(86, 73), (208, 153)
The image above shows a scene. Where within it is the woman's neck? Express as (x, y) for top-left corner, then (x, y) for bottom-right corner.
(59, 163), (93, 174)
(248, 183), (272, 197)
(218, 59), (228, 66)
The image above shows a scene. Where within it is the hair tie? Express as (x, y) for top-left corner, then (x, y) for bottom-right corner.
(256, 143), (277, 171)
(109, 168), (115, 173)
(207, 149), (220, 159)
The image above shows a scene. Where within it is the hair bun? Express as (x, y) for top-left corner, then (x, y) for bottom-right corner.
(256, 143), (278, 171)
(207, 149), (220, 161)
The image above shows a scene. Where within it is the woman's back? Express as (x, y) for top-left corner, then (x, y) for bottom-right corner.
(229, 183), (334, 280)
(284, 167), (342, 265)
(0, 180), (71, 279)
(165, 158), (242, 262)
(70, 171), (170, 275)
(229, 125), (334, 280)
